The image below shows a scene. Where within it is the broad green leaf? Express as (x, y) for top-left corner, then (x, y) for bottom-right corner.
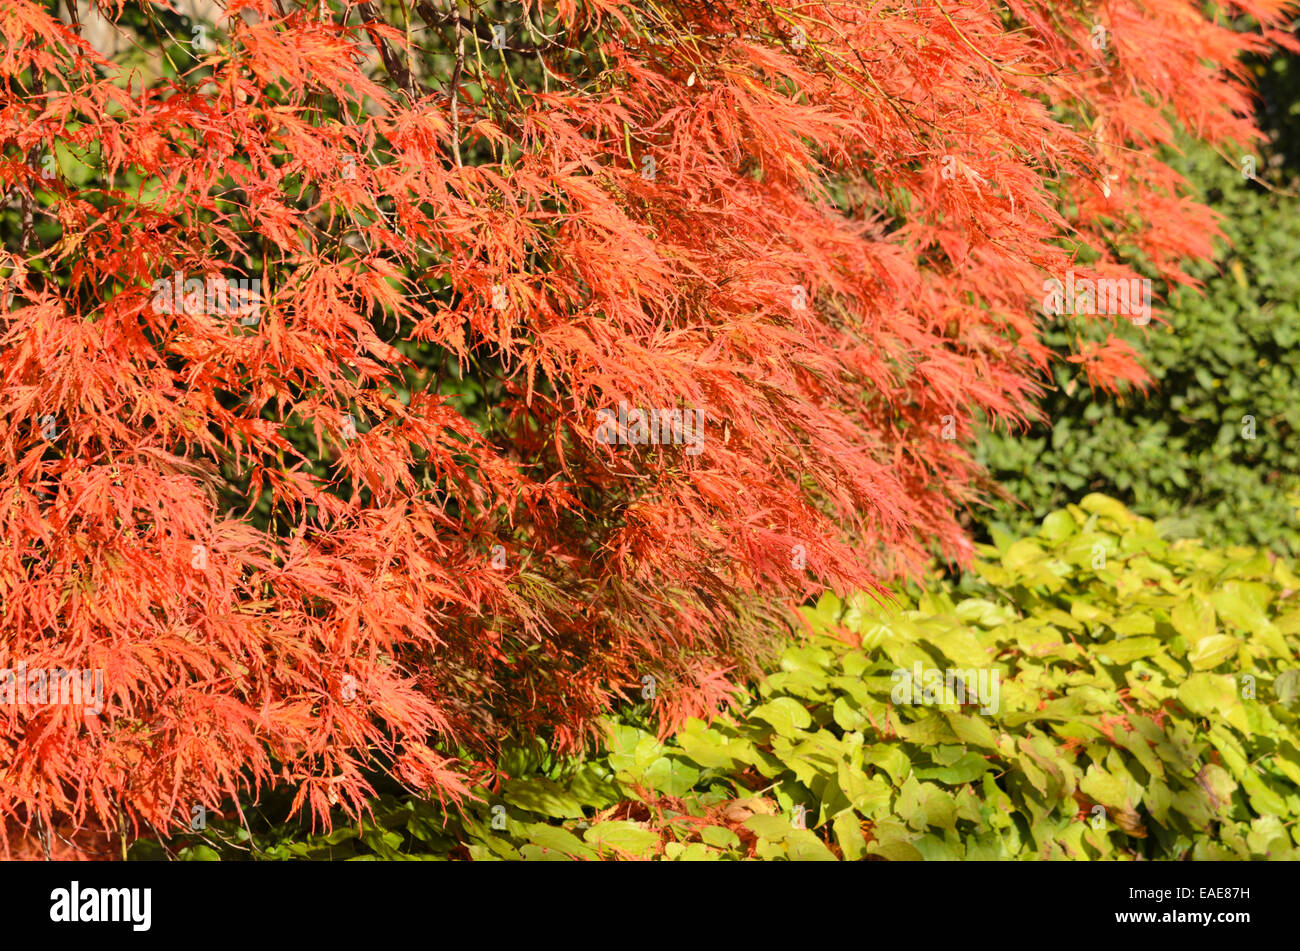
(643, 756), (701, 797)
(700, 825), (741, 850)
(1171, 597), (1215, 643)
(912, 833), (963, 861)
(785, 829), (838, 861)
(519, 844), (575, 862)
(178, 845), (222, 861)
(584, 821), (660, 858)
(832, 696), (869, 732)
(914, 752), (990, 785)
(1080, 765), (1128, 810)
(676, 726), (746, 769)
(866, 819), (924, 861)
(743, 814), (794, 841)
(863, 744), (911, 784)
(1274, 669), (1300, 705)
(502, 777), (587, 819)
(833, 811), (867, 860)
(1187, 634), (1238, 671)
(568, 765), (621, 808)
(1079, 494), (1136, 524)
(1211, 582), (1273, 633)
(1039, 509), (1077, 541)
(1094, 636), (1162, 665)
(944, 712), (1000, 750)
(896, 775), (957, 831)
(1111, 614), (1156, 637)
(1003, 538), (1047, 572)
(896, 713), (958, 746)
(1239, 771), (1289, 818)
(750, 697), (812, 736)
(522, 823), (596, 859)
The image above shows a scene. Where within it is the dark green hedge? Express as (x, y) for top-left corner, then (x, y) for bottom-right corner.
(975, 141), (1300, 555)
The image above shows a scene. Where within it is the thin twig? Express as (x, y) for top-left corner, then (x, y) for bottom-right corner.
(450, 15), (464, 168)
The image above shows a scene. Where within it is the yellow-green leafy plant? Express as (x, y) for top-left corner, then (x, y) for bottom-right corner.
(139, 497), (1300, 860)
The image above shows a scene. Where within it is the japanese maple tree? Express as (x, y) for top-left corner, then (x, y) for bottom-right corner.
(0, 0), (1293, 854)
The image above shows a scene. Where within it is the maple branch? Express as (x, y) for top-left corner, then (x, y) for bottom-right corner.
(450, 14), (464, 168)
(931, 0), (1057, 79)
(18, 70), (45, 258)
(412, 1), (562, 54)
(356, 0), (414, 95)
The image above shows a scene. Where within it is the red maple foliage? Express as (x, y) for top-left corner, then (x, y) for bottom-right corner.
(0, 0), (1293, 853)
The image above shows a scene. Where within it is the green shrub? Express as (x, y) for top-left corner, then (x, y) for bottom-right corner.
(137, 497), (1300, 860)
(975, 142), (1300, 556)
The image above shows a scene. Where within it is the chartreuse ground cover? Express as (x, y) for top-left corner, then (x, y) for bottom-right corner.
(136, 497), (1300, 861)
